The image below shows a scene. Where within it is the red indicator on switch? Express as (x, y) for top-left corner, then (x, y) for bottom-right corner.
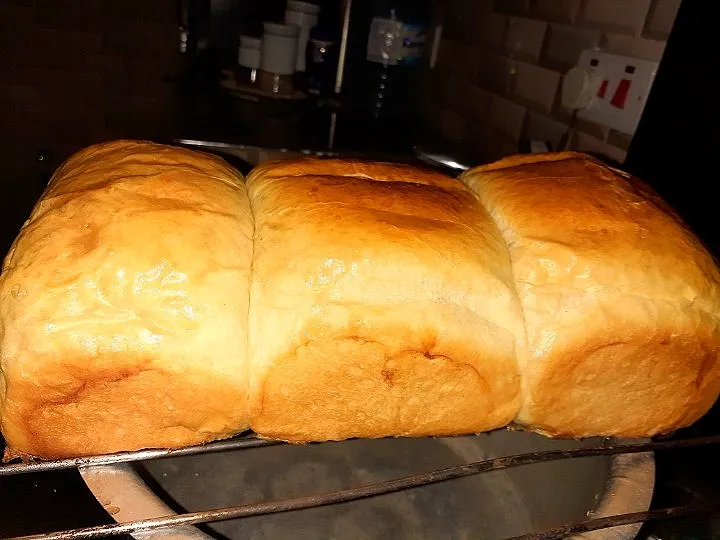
(597, 80), (609, 98)
(611, 78), (632, 109)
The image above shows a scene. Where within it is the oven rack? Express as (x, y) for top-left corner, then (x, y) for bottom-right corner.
(2, 434), (720, 540)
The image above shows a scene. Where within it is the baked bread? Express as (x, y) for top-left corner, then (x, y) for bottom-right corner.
(0, 140), (254, 458)
(460, 152), (720, 438)
(246, 159), (525, 441)
(3, 144), (718, 458)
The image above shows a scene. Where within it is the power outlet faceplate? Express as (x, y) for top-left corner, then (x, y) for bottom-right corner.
(571, 50), (659, 135)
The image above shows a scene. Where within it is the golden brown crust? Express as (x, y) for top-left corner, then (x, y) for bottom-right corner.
(466, 151), (588, 173)
(0, 140), (254, 458)
(246, 158), (525, 441)
(248, 158), (463, 188)
(4, 146), (719, 457)
(460, 152), (720, 438)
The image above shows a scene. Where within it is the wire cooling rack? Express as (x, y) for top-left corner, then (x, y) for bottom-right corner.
(1, 433), (720, 540)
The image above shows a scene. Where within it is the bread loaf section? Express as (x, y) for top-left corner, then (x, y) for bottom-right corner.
(246, 159), (525, 441)
(3, 143), (719, 459)
(460, 152), (720, 438)
(0, 141), (254, 458)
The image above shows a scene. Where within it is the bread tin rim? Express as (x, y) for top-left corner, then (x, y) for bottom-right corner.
(78, 435), (655, 540)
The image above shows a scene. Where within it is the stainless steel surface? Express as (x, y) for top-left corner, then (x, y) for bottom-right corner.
(173, 139), (340, 162)
(173, 139), (253, 151)
(413, 146), (471, 171)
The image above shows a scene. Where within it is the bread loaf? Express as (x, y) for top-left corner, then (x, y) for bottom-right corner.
(2, 143), (719, 459)
(0, 141), (254, 458)
(460, 152), (720, 438)
(246, 159), (525, 441)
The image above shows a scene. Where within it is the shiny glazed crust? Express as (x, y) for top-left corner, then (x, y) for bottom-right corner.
(460, 152), (720, 438)
(0, 140), (254, 458)
(2, 144), (719, 459)
(246, 159), (525, 441)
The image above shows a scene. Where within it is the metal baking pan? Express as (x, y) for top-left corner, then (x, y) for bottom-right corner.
(79, 429), (654, 540)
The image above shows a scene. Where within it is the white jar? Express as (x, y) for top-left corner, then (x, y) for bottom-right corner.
(238, 35), (261, 69)
(284, 1), (321, 72)
(261, 22), (300, 77)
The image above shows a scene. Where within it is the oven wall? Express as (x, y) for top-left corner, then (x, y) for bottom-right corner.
(0, 1), (181, 179)
(424, 0), (680, 165)
(0, 0), (181, 253)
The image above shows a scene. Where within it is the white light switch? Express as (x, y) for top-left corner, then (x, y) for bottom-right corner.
(561, 50), (659, 135)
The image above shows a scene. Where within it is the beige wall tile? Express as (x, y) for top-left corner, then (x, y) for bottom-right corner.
(632, 37), (666, 61)
(472, 12), (508, 50)
(437, 40), (478, 79)
(505, 17), (548, 62)
(465, 84), (493, 120)
(644, 0), (681, 39)
(476, 51), (517, 95)
(555, 111), (610, 140)
(464, 0), (494, 14)
(464, 125), (501, 163)
(457, 43), (481, 79)
(603, 34), (666, 61)
(498, 141), (520, 158)
(601, 142), (628, 163)
(524, 112), (570, 151)
(444, 0), (494, 43)
(533, 0), (583, 23)
(543, 24), (603, 71)
(424, 101), (444, 129)
(467, 128), (517, 163)
(439, 75), (470, 110)
(607, 129), (632, 150)
(602, 33), (635, 55)
(426, 0), (664, 156)
(574, 132), (627, 163)
(440, 108), (468, 143)
(489, 94), (527, 141)
(514, 61), (561, 113)
(574, 131), (607, 153)
(493, 0), (531, 16)
(582, 0), (653, 34)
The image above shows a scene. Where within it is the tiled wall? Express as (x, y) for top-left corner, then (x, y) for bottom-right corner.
(0, 0), (180, 177)
(425, 0), (681, 165)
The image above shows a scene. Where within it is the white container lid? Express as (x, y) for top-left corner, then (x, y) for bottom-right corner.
(286, 1), (321, 15)
(239, 35), (262, 50)
(263, 22), (300, 38)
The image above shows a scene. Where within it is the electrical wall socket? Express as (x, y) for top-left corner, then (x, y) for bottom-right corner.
(572, 49), (659, 135)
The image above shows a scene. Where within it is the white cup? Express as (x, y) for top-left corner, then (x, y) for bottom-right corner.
(284, 1), (321, 72)
(261, 22), (300, 76)
(238, 35), (261, 69)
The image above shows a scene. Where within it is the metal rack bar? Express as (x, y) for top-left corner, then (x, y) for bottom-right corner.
(0, 435), (283, 477)
(7, 434), (720, 540)
(508, 501), (720, 540)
